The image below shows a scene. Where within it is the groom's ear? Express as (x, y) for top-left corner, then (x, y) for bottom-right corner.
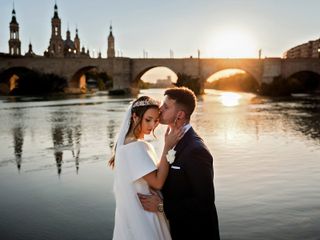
(177, 111), (186, 120)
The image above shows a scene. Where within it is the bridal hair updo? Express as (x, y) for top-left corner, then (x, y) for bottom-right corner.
(108, 96), (160, 168)
(129, 96), (160, 138)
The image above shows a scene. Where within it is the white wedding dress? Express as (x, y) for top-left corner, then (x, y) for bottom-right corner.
(112, 140), (171, 240)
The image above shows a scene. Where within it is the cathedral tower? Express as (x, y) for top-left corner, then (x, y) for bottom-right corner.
(107, 25), (115, 58)
(8, 7), (21, 55)
(47, 3), (64, 57)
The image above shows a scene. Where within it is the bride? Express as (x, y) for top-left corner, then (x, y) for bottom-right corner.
(109, 96), (183, 240)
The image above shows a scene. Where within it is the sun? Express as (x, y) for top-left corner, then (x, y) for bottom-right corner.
(206, 29), (258, 58)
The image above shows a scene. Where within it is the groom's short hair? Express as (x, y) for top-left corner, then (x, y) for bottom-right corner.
(164, 87), (196, 119)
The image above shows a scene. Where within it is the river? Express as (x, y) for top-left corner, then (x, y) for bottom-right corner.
(0, 89), (319, 240)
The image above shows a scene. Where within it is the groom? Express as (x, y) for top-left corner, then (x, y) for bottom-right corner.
(139, 87), (220, 239)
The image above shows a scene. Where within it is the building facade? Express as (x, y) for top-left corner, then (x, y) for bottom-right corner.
(284, 38), (320, 58)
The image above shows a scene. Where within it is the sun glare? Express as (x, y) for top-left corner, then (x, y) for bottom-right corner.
(219, 92), (241, 107)
(206, 29), (258, 58)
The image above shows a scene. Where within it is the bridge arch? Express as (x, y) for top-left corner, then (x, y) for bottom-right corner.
(137, 66), (178, 89)
(134, 65), (177, 83)
(131, 59), (199, 88)
(205, 68), (259, 93)
(202, 65), (262, 86)
(69, 65), (113, 93)
(283, 59), (320, 79)
(0, 67), (36, 95)
(286, 70), (320, 93)
(69, 66), (98, 93)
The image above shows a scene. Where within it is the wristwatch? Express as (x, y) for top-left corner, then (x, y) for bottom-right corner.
(157, 202), (164, 213)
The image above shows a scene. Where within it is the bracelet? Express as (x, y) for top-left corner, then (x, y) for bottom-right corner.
(157, 202), (164, 212)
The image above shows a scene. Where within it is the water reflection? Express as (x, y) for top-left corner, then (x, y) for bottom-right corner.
(0, 90), (320, 240)
(201, 89), (320, 148)
(107, 119), (116, 151)
(0, 97), (121, 175)
(219, 92), (241, 107)
(51, 110), (83, 176)
(1, 91), (319, 175)
(294, 115), (320, 142)
(272, 97), (320, 144)
(12, 110), (25, 172)
(51, 111), (66, 176)
(72, 125), (82, 174)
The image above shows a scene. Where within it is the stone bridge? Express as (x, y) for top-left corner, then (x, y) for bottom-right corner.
(1, 56), (320, 94)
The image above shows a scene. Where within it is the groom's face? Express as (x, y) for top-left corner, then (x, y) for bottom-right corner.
(159, 96), (178, 125)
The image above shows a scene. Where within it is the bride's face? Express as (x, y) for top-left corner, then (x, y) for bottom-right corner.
(140, 108), (160, 136)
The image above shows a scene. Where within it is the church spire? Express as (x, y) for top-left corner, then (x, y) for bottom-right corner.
(109, 24), (113, 36)
(54, 1), (59, 18)
(107, 23), (115, 58)
(10, 3), (17, 24)
(66, 23), (71, 40)
(25, 41), (35, 57)
(74, 26), (80, 54)
(75, 26), (79, 38)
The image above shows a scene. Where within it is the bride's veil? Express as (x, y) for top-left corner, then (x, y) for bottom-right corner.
(114, 104), (132, 150)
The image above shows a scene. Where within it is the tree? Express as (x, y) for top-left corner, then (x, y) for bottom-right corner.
(205, 72), (259, 93)
(175, 73), (202, 95)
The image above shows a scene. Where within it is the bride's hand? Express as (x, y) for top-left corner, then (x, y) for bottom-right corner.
(164, 126), (184, 150)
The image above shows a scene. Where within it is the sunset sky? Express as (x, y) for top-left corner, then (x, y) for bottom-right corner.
(1, 0), (320, 60)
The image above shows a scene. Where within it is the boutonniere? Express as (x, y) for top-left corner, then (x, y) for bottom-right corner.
(166, 149), (176, 164)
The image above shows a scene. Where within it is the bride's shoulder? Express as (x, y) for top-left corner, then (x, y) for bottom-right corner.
(134, 140), (155, 151)
(136, 139), (151, 147)
(121, 140), (154, 155)
(122, 139), (150, 148)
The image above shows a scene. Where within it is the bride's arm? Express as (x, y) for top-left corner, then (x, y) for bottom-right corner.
(143, 145), (171, 190)
(143, 126), (182, 190)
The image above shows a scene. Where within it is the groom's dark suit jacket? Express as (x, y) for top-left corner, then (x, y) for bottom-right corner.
(162, 127), (220, 240)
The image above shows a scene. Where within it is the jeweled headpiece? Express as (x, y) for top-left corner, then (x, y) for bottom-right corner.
(132, 98), (160, 109)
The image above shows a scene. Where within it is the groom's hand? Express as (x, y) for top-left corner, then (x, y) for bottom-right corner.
(164, 125), (184, 150)
(137, 189), (162, 212)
